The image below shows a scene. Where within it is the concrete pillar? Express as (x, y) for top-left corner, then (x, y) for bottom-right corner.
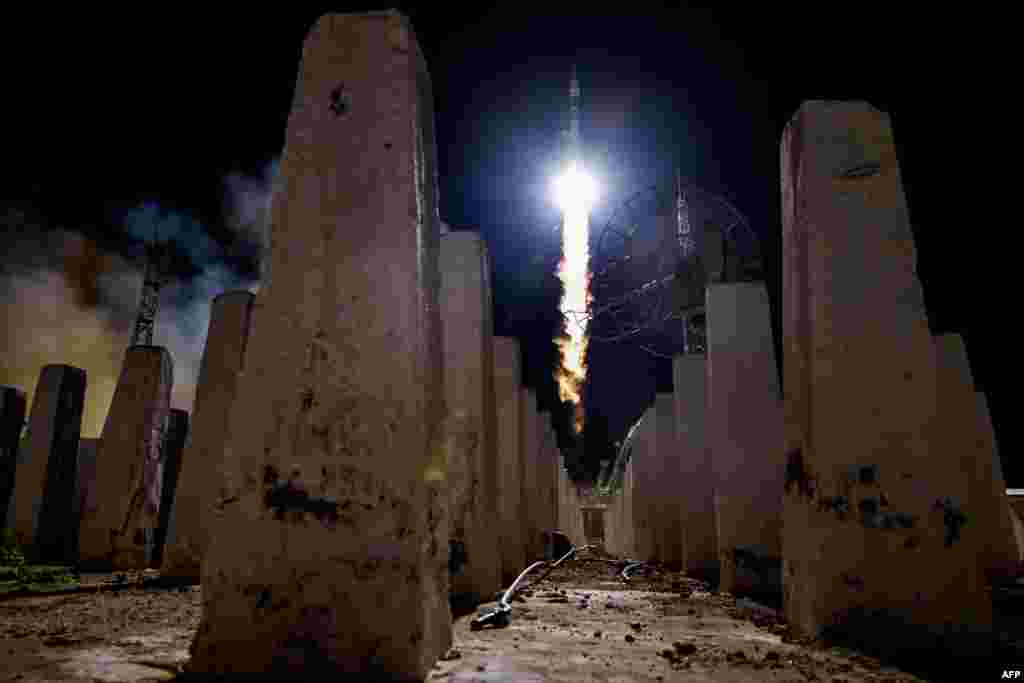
(557, 466), (570, 540)
(1007, 493), (1024, 563)
(539, 416), (556, 537)
(0, 387), (27, 532)
(561, 466), (580, 547)
(612, 477), (626, 555)
(186, 13), (450, 679)
(572, 477), (581, 545)
(441, 231), (500, 602)
(980, 393), (1005, 490)
(79, 348), (171, 569)
(628, 407), (657, 562)
(934, 335), (1017, 583)
(651, 393), (683, 569)
(781, 100), (992, 658)
(73, 438), (99, 551)
(706, 282), (784, 595)
(493, 337), (525, 584)
(539, 413), (557, 551)
(673, 355), (716, 581)
(152, 409), (189, 568)
(549, 431), (559, 539)
(520, 389), (541, 560)
(603, 473), (616, 551)
(11, 365), (86, 562)
(621, 457), (635, 557)
(162, 291), (255, 579)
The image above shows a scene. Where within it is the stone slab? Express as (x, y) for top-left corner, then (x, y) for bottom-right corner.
(185, 12), (450, 679)
(626, 407), (657, 562)
(781, 100), (992, 658)
(651, 393), (683, 569)
(672, 355), (717, 581)
(520, 389), (541, 561)
(12, 365), (86, 563)
(162, 291), (255, 579)
(933, 334), (1017, 583)
(539, 414), (557, 540)
(0, 386), (27, 532)
(441, 232), (500, 601)
(80, 348), (172, 569)
(493, 337), (525, 584)
(706, 282), (783, 595)
(72, 438), (99, 558)
(152, 409), (189, 568)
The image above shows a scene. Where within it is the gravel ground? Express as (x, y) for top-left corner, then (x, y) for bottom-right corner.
(0, 550), (1015, 681)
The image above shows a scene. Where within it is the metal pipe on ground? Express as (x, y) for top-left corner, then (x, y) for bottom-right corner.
(470, 544), (596, 630)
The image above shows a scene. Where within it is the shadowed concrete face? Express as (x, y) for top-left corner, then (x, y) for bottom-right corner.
(11, 365), (86, 562)
(650, 393), (682, 569)
(152, 408), (189, 568)
(608, 418), (643, 559)
(0, 386), (27, 531)
(80, 348), (172, 569)
(185, 12), (450, 680)
(441, 232), (500, 602)
(933, 334), (1017, 584)
(162, 291), (255, 579)
(672, 355), (716, 580)
(520, 389), (541, 560)
(493, 337), (525, 584)
(707, 282), (783, 595)
(1008, 494), (1024, 562)
(539, 414), (557, 542)
(73, 439), (99, 549)
(624, 407), (658, 562)
(781, 100), (992, 658)
(557, 465), (572, 543)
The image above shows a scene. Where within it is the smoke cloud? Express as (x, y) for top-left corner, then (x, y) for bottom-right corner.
(0, 161), (276, 437)
(223, 159), (279, 285)
(0, 225), (138, 438)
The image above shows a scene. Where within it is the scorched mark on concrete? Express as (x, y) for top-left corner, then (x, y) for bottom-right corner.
(262, 464), (340, 528)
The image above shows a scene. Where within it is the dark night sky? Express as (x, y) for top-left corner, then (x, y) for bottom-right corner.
(2, 6), (1011, 482)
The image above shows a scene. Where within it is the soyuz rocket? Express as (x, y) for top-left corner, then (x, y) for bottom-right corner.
(563, 64), (581, 165)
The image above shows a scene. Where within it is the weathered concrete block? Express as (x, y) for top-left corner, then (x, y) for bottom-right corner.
(152, 409), (189, 568)
(672, 355), (716, 581)
(707, 282), (783, 595)
(11, 366), (86, 563)
(980, 393), (1005, 489)
(625, 407), (658, 562)
(441, 232), (500, 602)
(539, 414), (557, 539)
(73, 438), (99, 541)
(0, 386), (27, 532)
(651, 393), (683, 569)
(613, 417), (645, 559)
(493, 337), (525, 584)
(79, 348), (171, 569)
(933, 334), (1017, 583)
(623, 457), (636, 557)
(782, 100), (992, 658)
(162, 291), (255, 579)
(557, 465), (572, 543)
(520, 389), (542, 560)
(558, 465), (584, 548)
(1008, 492), (1024, 562)
(186, 12), (450, 679)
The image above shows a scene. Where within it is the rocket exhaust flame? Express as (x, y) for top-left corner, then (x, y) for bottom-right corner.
(555, 161), (594, 433)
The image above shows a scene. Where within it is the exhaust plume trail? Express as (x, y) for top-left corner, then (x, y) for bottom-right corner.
(554, 66), (592, 434)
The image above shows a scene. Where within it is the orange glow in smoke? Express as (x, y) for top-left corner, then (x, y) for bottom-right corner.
(554, 161), (595, 433)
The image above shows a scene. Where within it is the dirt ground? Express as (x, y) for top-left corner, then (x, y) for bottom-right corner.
(0, 549), (1018, 682)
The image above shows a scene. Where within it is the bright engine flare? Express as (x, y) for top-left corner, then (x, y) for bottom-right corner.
(554, 160), (594, 433)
